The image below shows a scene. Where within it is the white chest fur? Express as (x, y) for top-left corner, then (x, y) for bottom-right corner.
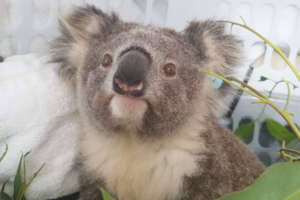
(81, 124), (205, 200)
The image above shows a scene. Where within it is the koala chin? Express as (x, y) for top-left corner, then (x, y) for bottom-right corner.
(110, 94), (147, 120)
(51, 5), (265, 200)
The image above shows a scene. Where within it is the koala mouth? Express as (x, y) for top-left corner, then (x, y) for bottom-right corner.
(110, 74), (148, 119)
(113, 78), (144, 97)
(110, 94), (148, 120)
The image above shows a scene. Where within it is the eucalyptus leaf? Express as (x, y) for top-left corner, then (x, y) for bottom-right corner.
(234, 122), (255, 142)
(16, 163), (45, 200)
(266, 119), (296, 144)
(100, 188), (116, 200)
(0, 174), (10, 200)
(1, 181), (8, 193)
(0, 152), (42, 200)
(284, 189), (300, 200)
(286, 139), (300, 151)
(218, 162), (300, 200)
(13, 155), (23, 200)
(0, 145), (8, 163)
(259, 76), (268, 81)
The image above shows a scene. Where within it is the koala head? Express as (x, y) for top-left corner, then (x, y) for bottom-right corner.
(51, 5), (242, 138)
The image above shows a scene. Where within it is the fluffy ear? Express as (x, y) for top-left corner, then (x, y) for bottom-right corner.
(51, 5), (119, 81)
(184, 20), (242, 76)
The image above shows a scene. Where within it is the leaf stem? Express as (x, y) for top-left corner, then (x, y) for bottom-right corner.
(283, 80), (291, 113)
(229, 77), (266, 98)
(258, 96), (300, 141)
(219, 20), (300, 81)
(0, 144), (8, 163)
(201, 69), (300, 141)
(280, 141), (300, 161)
(257, 80), (284, 120)
(203, 69), (261, 99)
(280, 148), (300, 156)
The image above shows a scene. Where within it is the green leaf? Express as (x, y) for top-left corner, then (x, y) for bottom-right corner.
(218, 162), (300, 200)
(100, 188), (116, 200)
(1, 181), (8, 193)
(234, 122), (255, 142)
(0, 192), (12, 200)
(286, 139), (300, 151)
(0, 144), (8, 163)
(16, 163), (45, 200)
(13, 154), (24, 200)
(3, 153), (42, 200)
(259, 76), (268, 81)
(266, 118), (296, 144)
(0, 181), (11, 200)
(285, 189), (300, 200)
(285, 139), (300, 161)
(23, 153), (30, 186)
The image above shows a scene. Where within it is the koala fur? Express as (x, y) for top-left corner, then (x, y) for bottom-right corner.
(51, 5), (264, 200)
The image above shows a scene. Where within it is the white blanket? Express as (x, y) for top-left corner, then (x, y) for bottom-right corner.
(0, 54), (80, 199)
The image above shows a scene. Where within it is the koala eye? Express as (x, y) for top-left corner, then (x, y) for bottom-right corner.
(161, 63), (177, 78)
(102, 53), (113, 68)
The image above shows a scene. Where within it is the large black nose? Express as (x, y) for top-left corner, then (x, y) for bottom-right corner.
(113, 50), (150, 97)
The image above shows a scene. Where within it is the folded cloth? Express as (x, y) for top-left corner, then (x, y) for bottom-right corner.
(0, 54), (80, 199)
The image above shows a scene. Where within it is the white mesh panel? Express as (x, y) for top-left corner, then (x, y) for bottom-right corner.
(0, 0), (299, 165)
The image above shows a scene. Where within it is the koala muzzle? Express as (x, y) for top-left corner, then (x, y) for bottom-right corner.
(113, 50), (150, 97)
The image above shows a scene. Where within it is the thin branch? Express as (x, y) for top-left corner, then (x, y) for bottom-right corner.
(280, 141), (296, 161)
(239, 16), (247, 25)
(219, 20), (300, 81)
(200, 69), (300, 141)
(280, 141), (300, 161)
(202, 69), (262, 99)
(283, 80), (291, 113)
(257, 79), (294, 120)
(229, 77), (266, 98)
(261, 100), (300, 141)
(257, 80), (284, 120)
(280, 148), (300, 156)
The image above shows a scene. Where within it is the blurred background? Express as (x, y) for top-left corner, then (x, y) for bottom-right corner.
(0, 0), (299, 166)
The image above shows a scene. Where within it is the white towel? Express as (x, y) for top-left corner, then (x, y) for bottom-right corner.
(0, 54), (80, 200)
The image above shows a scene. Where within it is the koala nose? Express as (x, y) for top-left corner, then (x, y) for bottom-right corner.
(113, 49), (150, 97)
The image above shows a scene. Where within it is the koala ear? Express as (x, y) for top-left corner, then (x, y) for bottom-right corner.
(184, 20), (242, 75)
(59, 5), (119, 42)
(51, 5), (119, 81)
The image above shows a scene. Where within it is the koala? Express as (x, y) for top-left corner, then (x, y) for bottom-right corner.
(51, 5), (264, 200)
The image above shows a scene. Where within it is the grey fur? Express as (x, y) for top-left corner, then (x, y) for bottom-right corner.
(51, 5), (264, 200)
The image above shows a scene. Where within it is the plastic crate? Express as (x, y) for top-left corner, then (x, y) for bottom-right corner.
(0, 0), (299, 165)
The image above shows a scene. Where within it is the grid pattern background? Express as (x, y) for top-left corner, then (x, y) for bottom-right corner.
(0, 0), (299, 165)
